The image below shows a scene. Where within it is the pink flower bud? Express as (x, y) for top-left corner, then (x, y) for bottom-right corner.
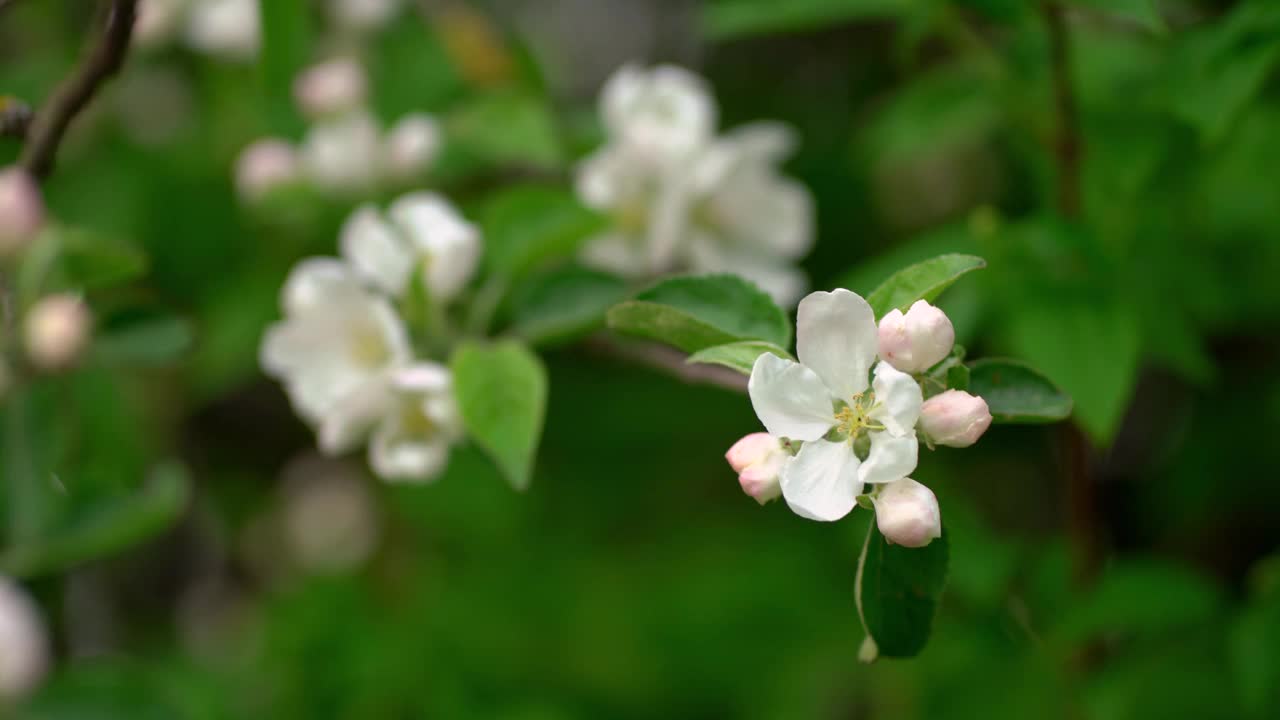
(382, 113), (441, 180)
(294, 58), (367, 119)
(235, 138), (298, 201)
(877, 299), (955, 373)
(0, 576), (48, 698)
(873, 478), (941, 548)
(726, 432), (786, 504)
(919, 390), (992, 448)
(0, 168), (45, 256)
(24, 294), (91, 372)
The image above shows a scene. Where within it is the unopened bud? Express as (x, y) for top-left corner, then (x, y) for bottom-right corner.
(294, 58), (367, 119)
(300, 111), (382, 194)
(0, 168), (45, 256)
(877, 299), (955, 373)
(328, 0), (402, 32)
(184, 0), (261, 61)
(726, 432), (786, 504)
(24, 294), (92, 371)
(0, 576), (49, 698)
(382, 113), (441, 180)
(235, 138), (298, 201)
(873, 478), (941, 548)
(919, 390), (992, 448)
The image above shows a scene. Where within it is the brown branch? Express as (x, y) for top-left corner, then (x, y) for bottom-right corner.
(583, 335), (750, 394)
(18, 0), (138, 180)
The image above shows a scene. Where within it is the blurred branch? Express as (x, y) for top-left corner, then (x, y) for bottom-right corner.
(18, 0), (138, 180)
(584, 336), (749, 394)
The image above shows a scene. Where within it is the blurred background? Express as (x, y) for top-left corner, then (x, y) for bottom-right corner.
(3, 0), (1280, 717)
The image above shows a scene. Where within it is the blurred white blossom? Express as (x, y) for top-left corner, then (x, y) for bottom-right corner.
(280, 455), (381, 573)
(0, 576), (49, 699)
(367, 363), (465, 481)
(235, 138), (299, 201)
(382, 113), (442, 181)
(25, 294), (92, 372)
(328, 0), (402, 32)
(0, 167), (44, 257)
(294, 58), (368, 120)
(578, 64), (814, 306)
(299, 110), (383, 194)
(184, 0), (261, 61)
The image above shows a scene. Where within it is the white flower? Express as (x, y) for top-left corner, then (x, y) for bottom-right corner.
(0, 576), (49, 698)
(185, 0), (261, 61)
(600, 64), (716, 163)
(328, 0), (402, 32)
(294, 58), (368, 120)
(748, 289), (923, 521)
(339, 192), (480, 301)
(25, 294), (92, 372)
(300, 110), (382, 194)
(369, 363), (464, 481)
(134, 0), (187, 49)
(725, 432), (787, 504)
(0, 167), (44, 256)
(919, 389), (992, 448)
(873, 477), (941, 547)
(235, 138), (298, 202)
(877, 299), (955, 374)
(382, 113), (441, 181)
(260, 258), (411, 432)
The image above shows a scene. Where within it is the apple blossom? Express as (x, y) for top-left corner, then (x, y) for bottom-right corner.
(0, 167), (44, 256)
(601, 64), (716, 162)
(919, 389), (992, 448)
(134, 0), (187, 49)
(726, 432), (788, 504)
(184, 0), (261, 61)
(24, 294), (92, 371)
(235, 138), (298, 201)
(382, 113), (442, 180)
(299, 110), (382, 193)
(339, 192), (480, 301)
(294, 58), (368, 120)
(748, 289), (923, 521)
(328, 0), (402, 32)
(873, 477), (941, 548)
(877, 299), (955, 374)
(0, 576), (48, 698)
(260, 259), (411, 430)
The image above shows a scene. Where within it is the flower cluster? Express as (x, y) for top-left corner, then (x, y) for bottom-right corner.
(135, 0), (262, 62)
(236, 58), (440, 201)
(577, 64), (814, 306)
(727, 290), (992, 547)
(260, 192), (479, 482)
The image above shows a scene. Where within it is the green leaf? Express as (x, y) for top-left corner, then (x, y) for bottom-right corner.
(865, 254), (986, 319)
(686, 340), (794, 376)
(508, 266), (629, 347)
(1053, 559), (1223, 646)
(480, 186), (605, 279)
(704, 0), (910, 40)
(856, 522), (949, 658)
(258, 0), (315, 134)
(444, 90), (564, 172)
(606, 274), (791, 354)
(0, 461), (191, 578)
(967, 359), (1073, 424)
(20, 226), (148, 299)
(945, 363), (970, 391)
(1070, 0), (1164, 33)
(91, 308), (194, 367)
(451, 341), (548, 491)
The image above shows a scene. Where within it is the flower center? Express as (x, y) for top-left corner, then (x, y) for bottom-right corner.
(834, 392), (884, 441)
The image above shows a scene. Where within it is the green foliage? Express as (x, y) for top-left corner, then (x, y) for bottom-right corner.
(479, 186), (604, 279)
(865, 253), (986, 319)
(507, 266), (628, 347)
(686, 340), (794, 375)
(704, 0), (910, 40)
(606, 275), (791, 354)
(450, 340), (548, 491)
(91, 307), (195, 367)
(967, 359), (1073, 424)
(856, 523), (949, 658)
(443, 90), (565, 173)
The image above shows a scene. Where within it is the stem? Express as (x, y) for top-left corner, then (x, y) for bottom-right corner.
(582, 335), (749, 394)
(19, 0), (139, 180)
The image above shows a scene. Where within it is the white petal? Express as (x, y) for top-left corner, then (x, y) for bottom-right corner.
(857, 432), (918, 486)
(795, 289), (878, 401)
(388, 192), (480, 300)
(580, 232), (648, 277)
(392, 362), (451, 393)
(340, 206), (412, 296)
(280, 258), (356, 315)
(868, 362), (923, 437)
(317, 377), (393, 455)
(365, 297), (413, 366)
(780, 439), (861, 521)
(369, 423), (450, 482)
(724, 121), (797, 164)
(747, 353), (835, 442)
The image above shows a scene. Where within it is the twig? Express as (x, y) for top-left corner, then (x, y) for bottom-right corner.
(18, 0), (138, 180)
(583, 335), (749, 394)
(0, 96), (33, 139)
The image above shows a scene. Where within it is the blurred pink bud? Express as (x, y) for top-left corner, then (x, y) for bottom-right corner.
(726, 432), (786, 504)
(0, 576), (48, 698)
(294, 58), (367, 119)
(873, 478), (941, 548)
(919, 390), (992, 448)
(877, 299), (955, 373)
(382, 113), (441, 180)
(24, 294), (91, 372)
(235, 138), (299, 201)
(0, 168), (45, 256)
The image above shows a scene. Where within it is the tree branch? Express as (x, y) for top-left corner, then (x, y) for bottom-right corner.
(583, 336), (749, 394)
(18, 0), (138, 180)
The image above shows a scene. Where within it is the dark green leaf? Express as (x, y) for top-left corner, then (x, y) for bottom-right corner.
(606, 274), (791, 354)
(1053, 559), (1223, 646)
(480, 186), (605, 279)
(451, 341), (548, 491)
(856, 522), (949, 658)
(945, 363), (970, 391)
(686, 340), (794, 375)
(1071, 0), (1164, 33)
(704, 0), (910, 40)
(91, 308), (194, 367)
(866, 254), (986, 319)
(508, 266), (629, 347)
(967, 359), (1073, 424)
